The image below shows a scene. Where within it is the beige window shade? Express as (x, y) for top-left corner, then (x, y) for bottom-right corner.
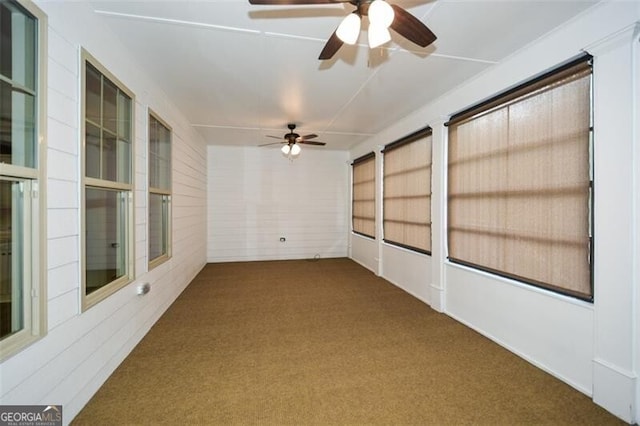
(447, 57), (592, 300)
(383, 127), (432, 254)
(352, 153), (376, 238)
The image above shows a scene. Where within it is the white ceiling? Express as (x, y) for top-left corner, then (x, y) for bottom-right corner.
(90, 0), (598, 150)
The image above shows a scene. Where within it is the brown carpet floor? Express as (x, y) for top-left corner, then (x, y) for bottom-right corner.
(73, 258), (623, 425)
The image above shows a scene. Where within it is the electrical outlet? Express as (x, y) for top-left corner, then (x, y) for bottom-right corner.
(279, 237), (286, 242)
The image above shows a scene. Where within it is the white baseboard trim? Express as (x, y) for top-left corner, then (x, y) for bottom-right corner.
(445, 311), (593, 397)
(592, 358), (637, 423)
(429, 283), (444, 313)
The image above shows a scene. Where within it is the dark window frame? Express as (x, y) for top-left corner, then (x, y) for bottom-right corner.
(446, 54), (594, 302)
(351, 151), (376, 239)
(382, 126), (433, 255)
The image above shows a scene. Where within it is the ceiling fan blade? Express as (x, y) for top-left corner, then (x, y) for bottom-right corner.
(300, 134), (318, 140)
(259, 141), (286, 147)
(319, 30), (344, 60)
(249, 0), (348, 4)
(389, 4), (437, 48)
(266, 135), (283, 140)
(299, 141), (326, 146)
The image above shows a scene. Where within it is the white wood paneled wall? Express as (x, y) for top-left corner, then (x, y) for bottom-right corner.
(0, 1), (207, 422)
(207, 146), (349, 262)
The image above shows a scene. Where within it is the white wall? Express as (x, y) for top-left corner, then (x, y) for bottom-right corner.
(207, 146), (349, 262)
(0, 2), (207, 423)
(349, 2), (640, 423)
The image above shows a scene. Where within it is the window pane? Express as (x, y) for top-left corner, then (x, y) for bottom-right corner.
(85, 64), (101, 125)
(102, 130), (116, 182)
(102, 78), (117, 134)
(0, 2), (36, 90)
(0, 80), (10, 164)
(0, 3), (13, 81)
(149, 116), (170, 190)
(0, 73), (36, 169)
(149, 193), (167, 262)
(158, 125), (170, 189)
(85, 188), (127, 295)
(117, 137), (131, 184)
(10, 89), (35, 167)
(96, 129), (131, 184)
(85, 122), (100, 179)
(117, 91), (131, 142)
(0, 179), (24, 340)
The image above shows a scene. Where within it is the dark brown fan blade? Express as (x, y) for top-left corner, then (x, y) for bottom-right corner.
(319, 30), (344, 60)
(300, 134), (318, 140)
(259, 141), (286, 147)
(266, 135), (283, 139)
(249, 0), (348, 4)
(299, 141), (326, 146)
(389, 4), (437, 48)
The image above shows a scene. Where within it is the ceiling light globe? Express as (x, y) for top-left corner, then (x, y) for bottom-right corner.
(281, 144), (291, 155)
(336, 13), (361, 45)
(368, 0), (394, 28)
(368, 23), (391, 48)
(291, 144), (301, 156)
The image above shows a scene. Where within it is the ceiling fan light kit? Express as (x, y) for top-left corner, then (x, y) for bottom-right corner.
(248, 0), (436, 61)
(336, 12), (360, 45)
(260, 123), (326, 160)
(336, 0), (394, 47)
(368, 0), (394, 28)
(368, 23), (391, 48)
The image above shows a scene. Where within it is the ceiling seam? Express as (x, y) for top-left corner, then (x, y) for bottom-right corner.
(94, 10), (261, 35)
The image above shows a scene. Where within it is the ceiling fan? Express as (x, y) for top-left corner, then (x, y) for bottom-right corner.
(259, 123), (326, 157)
(247, 0), (437, 60)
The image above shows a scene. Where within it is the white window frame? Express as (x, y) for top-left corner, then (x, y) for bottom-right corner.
(0, 0), (47, 360)
(147, 110), (172, 270)
(80, 49), (135, 311)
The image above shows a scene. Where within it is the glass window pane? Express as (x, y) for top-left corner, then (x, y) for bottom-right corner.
(0, 2), (36, 90)
(0, 80), (10, 164)
(149, 116), (170, 190)
(85, 122), (100, 179)
(149, 193), (167, 262)
(158, 125), (170, 189)
(11, 9), (35, 90)
(102, 130), (116, 181)
(85, 64), (101, 125)
(117, 91), (131, 142)
(0, 3), (12, 81)
(117, 137), (131, 184)
(0, 79), (36, 168)
(10, 90), (35, 168)
(85, 188), (127, 295)
(102, 78), (117, 134)
(0, 179), (24, 340)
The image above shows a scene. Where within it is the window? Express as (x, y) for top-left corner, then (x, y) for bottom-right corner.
(148, 112), (171, 269)
(82, 50), (134, 310)
(352, 152), (375, 238)
(382, 127), (433, 254)
(447, 55), (593, 300)
(0, 0), (46, 359)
